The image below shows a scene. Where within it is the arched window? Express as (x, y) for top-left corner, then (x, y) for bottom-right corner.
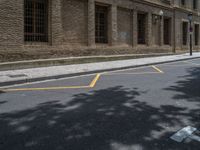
(24, 0), (48, 42)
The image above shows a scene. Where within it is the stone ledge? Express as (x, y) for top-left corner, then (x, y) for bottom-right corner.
(0, 52), (175, 71)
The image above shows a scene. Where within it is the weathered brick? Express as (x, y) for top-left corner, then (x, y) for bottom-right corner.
(0, 0), (200, 62)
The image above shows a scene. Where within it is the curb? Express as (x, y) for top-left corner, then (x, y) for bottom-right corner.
(1, 56), (200, 87)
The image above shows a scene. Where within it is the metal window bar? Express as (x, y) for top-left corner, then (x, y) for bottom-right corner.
(164, 18), (170, 45)
(138, 13), (146, 44)
(181, 0), (185, 6)
(24, 0), (48, 42)
(195, 24), (199, 45)
(95, 5), (108, 43)
(182, 22), (188, 45)
(193, 0), (197, 9)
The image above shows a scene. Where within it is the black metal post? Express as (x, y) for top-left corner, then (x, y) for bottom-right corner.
(189, 20), (193, 56)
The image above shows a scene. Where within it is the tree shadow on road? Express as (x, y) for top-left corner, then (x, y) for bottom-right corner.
(0, 86), (199, 150)
(165, 67), (200, 102)
(164, 66), (200, 134)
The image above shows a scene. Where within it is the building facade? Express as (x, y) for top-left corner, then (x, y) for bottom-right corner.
(0, 0), (200, 62)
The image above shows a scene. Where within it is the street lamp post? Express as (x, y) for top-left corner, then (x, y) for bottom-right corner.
(159, 10), (164, 45)
(188, 13), (193, 56)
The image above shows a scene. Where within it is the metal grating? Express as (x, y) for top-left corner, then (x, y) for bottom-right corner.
(193, 0), (197, 9)
(138, 13), (146, 44)
(182, 22), (188, 45)
(95, 5), (108, 44)
(195, 24), (199, 45)
(24, 0), (48, 42)
(164, 18), (171, 45)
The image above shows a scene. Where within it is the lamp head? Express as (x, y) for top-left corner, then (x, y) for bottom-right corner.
(159, 10), (164, 16)
(188, 13), (193, 21)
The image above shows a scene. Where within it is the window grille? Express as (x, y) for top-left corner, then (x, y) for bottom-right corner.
(193, 0), (197, 10)
(181, 0), (185, 6)
(95, 5), (108, 43)
(138, 13), (146, 44)
(182, 22), (188, 45)
(195, 24), (199, 45)
(24, 0), (48, 42)
(164, 18), (171, 45)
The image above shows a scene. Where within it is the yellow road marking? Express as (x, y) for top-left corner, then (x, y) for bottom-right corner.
(183, 61), (200, 66)
(161, 64), (194, 67)
(104, 72), (160, 75)
(2, 74), (101, 92)
(89, 74), (101, 87)
(152, 65), (164, 73)
(4, 86), (90, 92)
(101, 66), (150, 75)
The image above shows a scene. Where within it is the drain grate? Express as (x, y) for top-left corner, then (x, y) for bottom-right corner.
(8, 74), (28, 78)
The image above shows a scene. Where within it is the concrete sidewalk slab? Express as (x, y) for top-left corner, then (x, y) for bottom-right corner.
(0, 52), (200, 87)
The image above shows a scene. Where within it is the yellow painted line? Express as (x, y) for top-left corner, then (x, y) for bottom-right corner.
(152, 65), (164, 73)
(161, 64), (194, 67)
(104, 72), (160, 76)
(101, 66), (150, 75)
(2, 74), (101, 92)
(89, 73), (101, 88)
(3, 86), (90, 92)
(183, 61), (200, 66)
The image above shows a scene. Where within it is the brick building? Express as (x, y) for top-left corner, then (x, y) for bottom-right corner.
(0, 0), (200, 62)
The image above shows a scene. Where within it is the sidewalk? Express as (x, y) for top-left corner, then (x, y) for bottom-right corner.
(1, 52), (200, 87)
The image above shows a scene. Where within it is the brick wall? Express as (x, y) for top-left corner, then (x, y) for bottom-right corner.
(0, 0), (23, 48)
(62, 0), (88, 46)
(0, 0), (200, 62)
(117, 7), (132, 46)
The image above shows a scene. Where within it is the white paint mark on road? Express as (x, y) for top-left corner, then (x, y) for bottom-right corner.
(175, 101), (183, 106)
(170, 126), (200, 143)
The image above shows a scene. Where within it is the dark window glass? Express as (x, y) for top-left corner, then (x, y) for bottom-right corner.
(164, 18), (171, 45)
(95, 5), (108, 43)
(195, 24), (199, 45)
(181, 0), (185, 6)
(193, 0), (197, 9)
(24, 0), (48, 42)
(138, 13), (146, 44)
(182, 22), (188, 45)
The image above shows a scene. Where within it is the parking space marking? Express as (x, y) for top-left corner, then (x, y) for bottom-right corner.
(160, 61), (194, 67)
(89, 73), (101, 88)
(161, 64), (193, 67)
(2, 74), (101, 92)
(3, 86), (90, 92)
(160, 58), (200, 67)
(103, 66), (163, 76)
(102, 66), (152, 75)
(183, 61), (200, 66)
(152, 65), (164, 73)
(103, 72), (160, 75)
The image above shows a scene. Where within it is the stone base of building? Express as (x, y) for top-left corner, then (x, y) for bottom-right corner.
(0, 45), (176, 62)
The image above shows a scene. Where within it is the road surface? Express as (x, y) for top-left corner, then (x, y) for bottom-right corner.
(0, 58), (200, 150)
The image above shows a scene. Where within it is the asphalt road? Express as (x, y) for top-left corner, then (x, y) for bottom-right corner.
(0, 58), (200, 150)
